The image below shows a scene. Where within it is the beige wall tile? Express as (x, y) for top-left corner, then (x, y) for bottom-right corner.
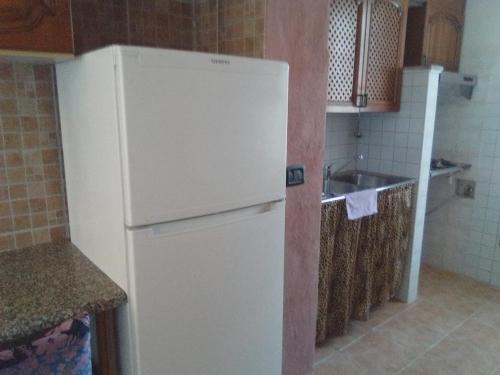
(0, 63), (68, 253)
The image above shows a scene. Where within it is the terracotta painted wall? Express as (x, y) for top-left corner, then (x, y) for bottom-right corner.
(264, 2), (329, 374)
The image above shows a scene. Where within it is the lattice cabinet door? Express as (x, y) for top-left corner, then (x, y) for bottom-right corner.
(327, 0), (408, 113)
(326, 0), (360, 112)
(359, 0), (409, 112)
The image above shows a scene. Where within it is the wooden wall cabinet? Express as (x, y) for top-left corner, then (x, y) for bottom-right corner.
(326, 0), (409, 113)
(404, 0), (465, 72)
(0, 0), (73, 59)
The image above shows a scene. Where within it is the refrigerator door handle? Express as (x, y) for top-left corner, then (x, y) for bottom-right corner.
(149, 200), (284, 237)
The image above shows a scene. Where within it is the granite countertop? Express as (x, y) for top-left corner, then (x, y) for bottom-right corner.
(0, 241), (127, 347)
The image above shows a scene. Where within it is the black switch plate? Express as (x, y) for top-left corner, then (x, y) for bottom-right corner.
(286, 164), (305, 187)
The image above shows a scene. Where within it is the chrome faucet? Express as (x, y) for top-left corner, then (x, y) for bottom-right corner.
(323, 154), (364, 193)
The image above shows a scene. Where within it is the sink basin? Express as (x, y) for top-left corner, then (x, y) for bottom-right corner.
(324, 170), (414, 199)
(333, 171), (410, 187)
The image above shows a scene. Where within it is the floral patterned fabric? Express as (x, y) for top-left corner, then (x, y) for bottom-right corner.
(0, 315), (92, 375)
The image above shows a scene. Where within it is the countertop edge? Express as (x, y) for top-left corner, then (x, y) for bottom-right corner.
(0, 241), (127, 348)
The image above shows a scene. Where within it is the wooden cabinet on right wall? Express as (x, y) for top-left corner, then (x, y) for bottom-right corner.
(404, 0), (466, 72)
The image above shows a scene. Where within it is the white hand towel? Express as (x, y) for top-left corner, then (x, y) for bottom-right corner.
(345, 189), (378, 220)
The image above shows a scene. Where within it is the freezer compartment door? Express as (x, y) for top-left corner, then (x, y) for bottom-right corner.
(116, 47), (289, 227)
(126, 201), (285, 375)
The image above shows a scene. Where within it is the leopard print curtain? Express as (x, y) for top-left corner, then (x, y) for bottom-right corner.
(316, 184), (413, 345)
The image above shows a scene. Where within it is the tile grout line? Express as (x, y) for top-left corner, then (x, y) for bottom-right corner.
(395, 311), (477, 374)
(313, 301), (418, 368)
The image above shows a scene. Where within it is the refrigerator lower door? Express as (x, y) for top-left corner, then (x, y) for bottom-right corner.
(125, 201), (285, 375)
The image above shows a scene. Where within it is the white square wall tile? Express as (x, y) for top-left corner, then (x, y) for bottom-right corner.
(406, 163), (420, 178)
(491, 273), (500, 286)
(402, 71), (413, 87)
(412, 86), (428, 103)
(406, 148), (422, 164)
(393, 162), (406, 175)
(380, 161), (393, 174)
(401, 88), (412, 103)
(484, 221), (499, 235)
(412, 71), (429, 87)
(381, 147), (394, 161)
(370, 131), (383, 145)
(367, 159), (381, 171)
(370, 118), (383, 131)
(357, 159), (368, 170)
(493, 260), (500, 274)
(358, 143), (369, 155)
(394, 147), (407, 162)
(383, 118), (396, 132)
(394, 133), (409, 147)
(476, 269), (491, 283)
(369, 145), (382, 159)
(382, 132), (395, 146)
(479, 257), (493, 271)
(411, 101), (427, 118)
(409, 118), (425, 133)
(396, 118), (410, 132)
(481, 234), (497, 247)
(408, 133), (423, 149)
(486, 209), (500, 222)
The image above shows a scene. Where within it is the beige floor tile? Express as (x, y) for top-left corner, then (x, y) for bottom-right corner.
(399, 361), (459, 375)
(355, 300), (412, 330)
(314, 351), (382, 375)
(315, 321), (367, 360)
(314, 343), (336, 365)
(401, 334), (498, 375)
(402, 318), (500, 375)
(417, 281), (440, 299)
(315, 265), (500, 375)
(314, 300), (412, 365)
(473, 301), (500, 331)
(422, 290), (480, 317)
(374, 311), (443, 354)
(395, 299), (469, 334)
(342, 331), (416, 374)
(446, 318), (500, 360)
(400, 356), (484, 375)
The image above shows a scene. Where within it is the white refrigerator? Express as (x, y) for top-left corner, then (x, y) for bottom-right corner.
(56, 45), (288, 375)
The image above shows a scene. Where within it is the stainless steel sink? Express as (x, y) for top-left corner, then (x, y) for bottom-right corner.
(323, 170), (415, 202)
(333, 171), (411, 188)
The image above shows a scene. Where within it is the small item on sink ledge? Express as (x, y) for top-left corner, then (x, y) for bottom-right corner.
(345, 189), (378, 220)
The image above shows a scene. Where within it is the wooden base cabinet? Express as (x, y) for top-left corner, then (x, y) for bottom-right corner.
(404, 0), (465, 72)
(327, 0), (408, 113)
(0, 0), (73, 59)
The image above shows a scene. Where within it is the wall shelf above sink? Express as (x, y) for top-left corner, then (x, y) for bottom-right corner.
(429, 159), (471, 178)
